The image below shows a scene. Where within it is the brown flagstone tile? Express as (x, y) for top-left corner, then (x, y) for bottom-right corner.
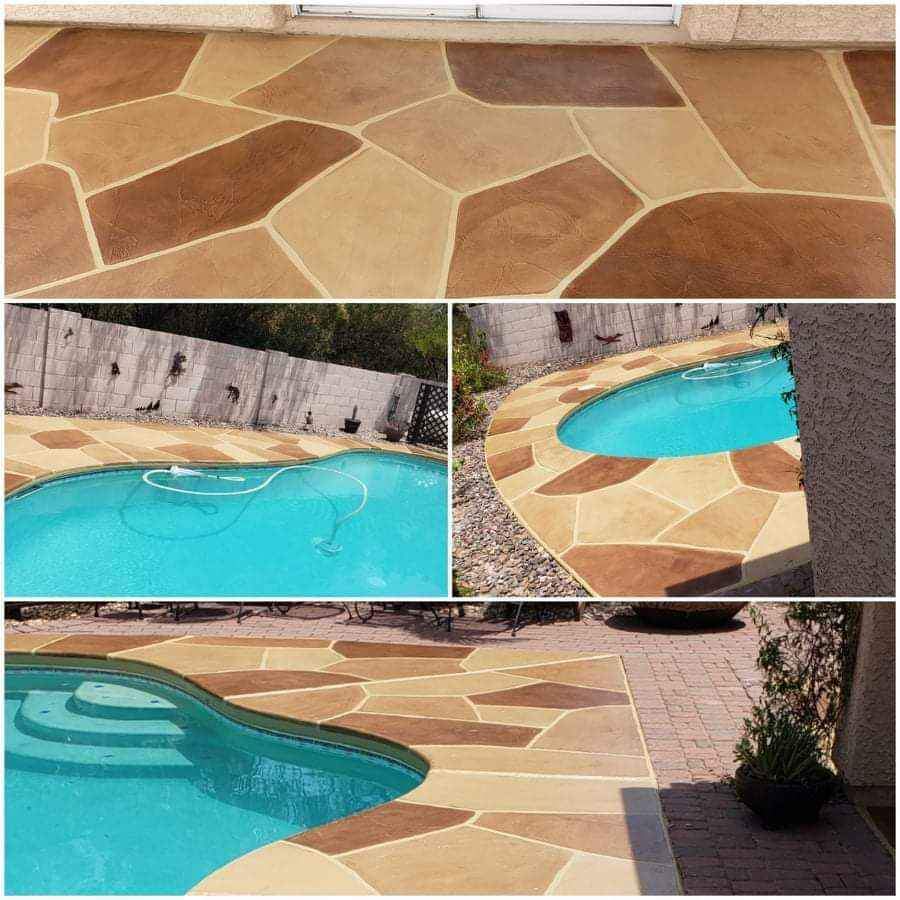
(325, 658), (465, 680)
(34, 634), (171, 657)
(513, 492), (577, 553)
(179, 636), (331, 648)
(5, 89), (52, 173)
(534, 706), (645, 755)
(496, 395), (564, 418)
(471, 682), (628, 710)
(420, 746), (648, 778)
(488, 417), (530, 436)
(6, 461), (50, 478)
(364, 95), (583, 193)
(660, 486), (778, 552)
(290, 801), (472, 855)
(189, 669), (367, 698)
(558, 385), (611, 404)
(844, 50), (896, 126)
(6, 28), (204, 117)
(563, 192), (895, 299)
(541, 372), (590, 387)
(447, 43), (683, 107)
(50, 95), (272, 192)
(563, 543), (744, 596)
(487, 444), (534, 482)
(80, 444), (131, 464)
(479, 812), (670, 862)
(5, 633), (66, 653)
(184, 33), (335, 101)
(104, 442), (184, 463)
(447, 156), (642, 297)
(5, 473), (31, 493)
(513, 658), (627, 692)
(156, 444), (236, 463)
(621, 355), (660, 371)
(264, 648), (344, 670)
(328, 713), (540, 747)
(366, 672), (534, 697)
(579, 482), (684, 544)
(474, 705), (564, 727)
(634, 454), (736, 511)
(264, 443), (317, 460)
(333, 640), (471, 660)
(236, 38), (448, 126)
(5, 25), (58, 70)
(701, 341), (758, 358)
(273, 148), (451, 298)
(537, 456), (655, 496)
(731, 442), (803, 492)
(361, 697), (478, 722)
(575, 107), (744, 199)
(551, 853), (679, 895)
(652, 47), (879, 194)
(342, 825), (569, 894)
(31, 428), (96, 450)
(232, 684), (366, 722)
(87, 122), (361, 264)
(6, 163), (94, 294)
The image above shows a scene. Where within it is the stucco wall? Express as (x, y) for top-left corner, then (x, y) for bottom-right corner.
(4, 306), (429, 432)
(789, 304), (895, 596)
(6, 4), (895, 44)
(465, 302), (758, 368)
(834, 602), (895, 795)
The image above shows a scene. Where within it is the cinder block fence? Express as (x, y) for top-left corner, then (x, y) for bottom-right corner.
(4, 305), (439, 433)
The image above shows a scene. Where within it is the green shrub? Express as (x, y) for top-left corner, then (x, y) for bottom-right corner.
(453, 328), (507, 443)
(735, 707), (829, 784)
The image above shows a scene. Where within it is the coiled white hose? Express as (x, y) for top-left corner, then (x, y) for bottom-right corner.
(681, 355), (778, 381)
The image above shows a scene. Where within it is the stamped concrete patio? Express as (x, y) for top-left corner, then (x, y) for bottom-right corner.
(485, 329), (808, 596)
(4, 414), (444, 497)
(5, 26), (895, 299)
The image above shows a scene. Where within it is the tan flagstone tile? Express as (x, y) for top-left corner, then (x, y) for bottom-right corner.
(364, 95), (583, 192)
(731, 442), (803, 492)
(653, 47), (880, 195)
(5, 472), (31, 493)
(5, 460), (50, 476)
(360, 696), (479, 721)
(520, 405), (571, 429)
(184, 33), (335, 101)
(156, 443), (235, 462)
(550, 852), (679, 895)
(213, 442), (274, 464)
(875, 128), (895, 192)
(513, 491), (577, 552)
(190, 841), (374, 895)
(558, 385), (613, 404)
(462, 648), (595, 672)
(112, 642), (266, 675)
(328, 713), (540, 748)
(50, 95), (271, 191)
(237, 38), (448, 126)
(5, 25), (58, 70)
(532, 438), (593, 474)
(512, 658), (627, 692)
(496, 395), (566, 419)
(191, 669), (365, 697)
(6, 89), (52, 173)
(5, 633), (66, 652)
(274, 148), (451, 298)
(232, 685), (366, 722)
(6, 163), (94, 294)
(743, 491), (811, 583)
(80, 444), (133, 464)
(36, 634), (172, 657)
(575, 107), (744, 198)
(332, 641), (471, 659)
(105, 442), (184, 463)
(404, 771), (660, 814)
(365, 671), (535, 697)
(262, 648), (343, 670)
(578, 483), (684, 543)
(487, 416), (531, 436)
(14, 448), (100, 472)
(484, 425), (555, 455)
(659, 486), (778, 552)
(5, 434), (45, 455)
(537, 455), (656, 496)
(325, 658), (465, 680)
(479, 811), (670, 862)
(474, 705), (565, 727)
(179, 636), (331, 648)
(535, 707), (646, 756)
(775, 437), (803, 460)
(471, 682), (628, 710)
(447, 156), (642, 297)
(341, 825), (569, 895)
(634, 454), (737, 510)
(495, 465), (555, 501)
(420, 746), (648, 778)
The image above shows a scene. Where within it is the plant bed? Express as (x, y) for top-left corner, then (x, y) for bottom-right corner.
(734, 763), (837, 827)
(631, 601), (747, 628)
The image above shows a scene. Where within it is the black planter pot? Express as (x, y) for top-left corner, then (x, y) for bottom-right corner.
(734, 764), (836, 826)
(343, 419), (361, 434)
(384, 426), (404, 443)
(632, 602), (747, 629)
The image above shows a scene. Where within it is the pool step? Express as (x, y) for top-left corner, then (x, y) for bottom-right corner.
(17, 692), (186, 747)
(70, 680), (182, 721)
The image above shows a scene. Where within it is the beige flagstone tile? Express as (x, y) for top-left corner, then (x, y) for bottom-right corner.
(5, 25), (58, 71)
(532, 438), (593, 474)
(578, 483), (684, 543)
(473, 705), (566, 727)
(365, 672), (535, 697)
(484, 425), (555, 455)
(233, 685), (366, 723)
(326, 658), (465, 680)
(633, 454), (737, 510)
(111, 642), (266, 675)
(419, 746), (649, 777)
(513, 491), (578, 552)
(5, 633), (66, 652)
(743, 491), (812, 583)
(12, 448), (99, 472)
(262, 648), (344, 670)
(462, 648), (596, 672)
(535, 707), (646, 756)
(360, 696), (479, 721)
(6, 89), (52, 173)
(550, 852), (680, 895)
(512, 657), (627, 692)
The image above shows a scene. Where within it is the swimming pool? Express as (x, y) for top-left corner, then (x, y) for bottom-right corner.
(5, 452), (447, 597)
(5, 665), (423, 895)
(558, 350), (797, 458)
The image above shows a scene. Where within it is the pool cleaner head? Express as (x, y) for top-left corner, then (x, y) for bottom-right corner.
(168, 465), (245, 482)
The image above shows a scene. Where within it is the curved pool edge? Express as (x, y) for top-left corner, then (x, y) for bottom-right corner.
(484, 328), (810, 597)
(4, 632), (678, 895)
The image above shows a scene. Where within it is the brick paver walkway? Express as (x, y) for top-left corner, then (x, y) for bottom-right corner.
(6, 602), (894, 895)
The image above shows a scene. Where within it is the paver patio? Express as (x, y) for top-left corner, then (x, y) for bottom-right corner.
(3, 414), (445, 497)
(485, 328), (808, 596)
(5, 603), (894, 896)
(5, 26), (895, 299)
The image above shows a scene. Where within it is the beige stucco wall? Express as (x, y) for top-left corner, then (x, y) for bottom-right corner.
(5, 4), (895, 44)
(789, 304), (895, 597)
(834, 602), (895, 797)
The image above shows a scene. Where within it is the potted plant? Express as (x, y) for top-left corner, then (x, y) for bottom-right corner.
(384, 418), (408, 442)
(631, 601), (747, 628)
(344, 405), (361, 434)
(734, 706), (836, 826)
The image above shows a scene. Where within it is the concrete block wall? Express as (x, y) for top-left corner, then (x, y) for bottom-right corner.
(465, 303), (758, 368)
(5, 306), (433, 433)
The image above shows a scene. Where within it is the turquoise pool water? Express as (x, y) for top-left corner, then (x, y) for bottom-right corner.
(558, 350), (797, 458)
(5, 666), (423, 895)
(5, 452), (447, 597)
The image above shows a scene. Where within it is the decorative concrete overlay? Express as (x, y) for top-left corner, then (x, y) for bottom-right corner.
(6, 633), (679, 896)
(4, 27), (895, 299)
(4, 415), (445, 497)
(485, 329), (809, 597)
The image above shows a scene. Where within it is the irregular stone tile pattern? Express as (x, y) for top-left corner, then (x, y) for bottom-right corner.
(7, 634), (676, 895)
(4, 28), (894, 298)
(486, 328), (812, 596)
